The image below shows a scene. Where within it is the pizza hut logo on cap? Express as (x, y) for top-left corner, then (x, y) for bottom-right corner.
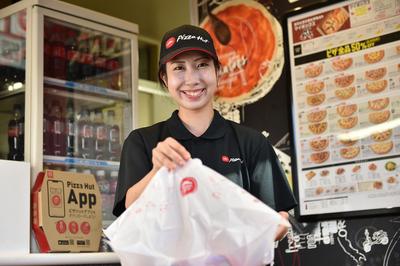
(165, 37), (176, 49)
(180, 177), (197, 196)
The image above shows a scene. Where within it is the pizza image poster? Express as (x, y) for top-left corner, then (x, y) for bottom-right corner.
(287, 0), (400, 217)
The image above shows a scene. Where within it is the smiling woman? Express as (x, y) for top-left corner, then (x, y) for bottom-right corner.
(113, 24), (296, 241)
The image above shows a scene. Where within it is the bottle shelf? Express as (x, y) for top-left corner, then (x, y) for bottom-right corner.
(44, 77), (130, 100)
(43, 155), (119, 169)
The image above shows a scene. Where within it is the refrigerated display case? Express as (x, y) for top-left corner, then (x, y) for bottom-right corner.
(0, 0), (138, 264)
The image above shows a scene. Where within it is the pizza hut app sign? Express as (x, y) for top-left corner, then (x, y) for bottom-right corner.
(32, 170), (102, 252)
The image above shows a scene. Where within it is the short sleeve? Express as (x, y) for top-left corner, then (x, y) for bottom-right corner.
(249, 137), (297, 212)
(112, 130), (153, 217)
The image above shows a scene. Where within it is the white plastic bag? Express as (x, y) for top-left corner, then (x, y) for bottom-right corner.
(104, 159), (289, 266)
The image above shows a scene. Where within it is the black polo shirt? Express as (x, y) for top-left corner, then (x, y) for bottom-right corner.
(113, 110), (297, 217)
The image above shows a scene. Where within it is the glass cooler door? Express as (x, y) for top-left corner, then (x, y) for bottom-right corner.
(41, 15), (134, 227)
(0, 9), (26, 162)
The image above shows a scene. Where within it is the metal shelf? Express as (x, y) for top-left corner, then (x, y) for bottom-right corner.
(44, 77), (130, 101)
(43, 155), (119, 170)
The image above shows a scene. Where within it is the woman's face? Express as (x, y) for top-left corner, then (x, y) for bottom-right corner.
(163, 51), (218, 113)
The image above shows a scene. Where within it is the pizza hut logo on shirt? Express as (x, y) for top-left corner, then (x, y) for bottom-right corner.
(165, 37), (176, 49)
(221, 155), (243, 163)
(180, 177), (197, 196)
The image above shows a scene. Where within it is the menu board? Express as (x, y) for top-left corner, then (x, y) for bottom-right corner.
(287, 0), (400, 218)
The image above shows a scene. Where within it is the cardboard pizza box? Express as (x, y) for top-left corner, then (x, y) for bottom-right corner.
(32, 170), (102, 252)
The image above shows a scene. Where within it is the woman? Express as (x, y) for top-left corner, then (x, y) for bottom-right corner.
(113, 25), (297, 240)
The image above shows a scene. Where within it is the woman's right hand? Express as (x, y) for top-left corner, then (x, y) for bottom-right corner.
(152, 137), (191, 171)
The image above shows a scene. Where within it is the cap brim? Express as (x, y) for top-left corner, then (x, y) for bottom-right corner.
(159, 47), (218, 65)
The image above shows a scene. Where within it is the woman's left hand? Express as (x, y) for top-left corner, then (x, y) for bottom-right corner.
(275, 211), (289, 241)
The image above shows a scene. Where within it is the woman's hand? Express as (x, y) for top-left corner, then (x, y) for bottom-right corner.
(152, 137), (191, 171)
(275, 211), (289, 241)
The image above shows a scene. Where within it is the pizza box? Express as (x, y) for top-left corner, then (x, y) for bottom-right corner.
(32, 170), (102, 252)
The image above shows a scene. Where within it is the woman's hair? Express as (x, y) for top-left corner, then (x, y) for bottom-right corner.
(158, 57), (221, 88)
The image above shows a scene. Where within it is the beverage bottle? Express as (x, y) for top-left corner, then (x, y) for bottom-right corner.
(49, 101), (66, 156)
(51, 25), (67, 80)
(109, 170), (118, 194)
(65, 30), (81, 81)
(78, 32), (94, 82)
(93, 109), (107, 160)
(106, 39), (122, 90)
(8, 104), (24, 161)
(43, 22), (53, 77)
(65, 100), (77, 157)
(106, 110), (121, 161)
(43, 103), (52, 155)
(93, 36), (107, 88)
(96, 170), (110, 194)
(78, 107), (94, 159)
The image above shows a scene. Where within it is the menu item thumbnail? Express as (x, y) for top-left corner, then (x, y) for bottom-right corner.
(310, 151), (330, 164)
(336, 104), (357, 117)
(368, 97), (390, 111)
(331, 57), (353, 71)
(335, 86), (356, 100)
(338, 116), (358, 129)
(366, 79), (388, 93)
(305, 81), (325, 94)
(306, 171), (316, 180)
(317, 8), (349, 35)
(385, 161), (396, 171)
(340, 146), (360, 159)
(340, 139), (358, 146)
(307, 93), (326, 106)
(364, 50), (385, 64)
(309, 122), (328, 134)
(370, 141), (393, 155)
(309, 138), (329, 151)
(369, 110), (390, 124)
(371, 129), (392, 142)
(304, 63), (323, 78)
(365, 67), (387, 81)
(334, 74), (355, 88)
(307, 110), (327, 123)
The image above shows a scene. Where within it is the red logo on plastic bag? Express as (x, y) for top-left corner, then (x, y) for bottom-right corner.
(180, 177), (197, 196)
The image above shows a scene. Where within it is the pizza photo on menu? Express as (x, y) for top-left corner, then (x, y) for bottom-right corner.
(366, 79), (388, 93)
(334, 74), (355, 88)
(371, 129), (392, 142)
(309, 137), (329, 151)
(365, 67), (387, 81)
(305, 80), (325, 94)
(335, 86), (356, 100)
(304, 63), (323, 78)
(364, 50), (385, 64)
(336, 104), (357, 117)
(368, 97), (390, 111)
(316, 7), (349, 35)
(201, 0), (283, 105)
(369, 110), (391, 124)
(307, 109), (327, 123)
(331, 57), (353, 72)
